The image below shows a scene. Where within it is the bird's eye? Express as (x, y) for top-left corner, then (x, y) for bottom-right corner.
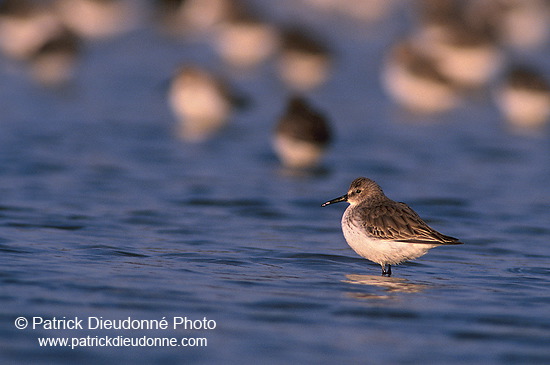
(355, 189), (362, 194)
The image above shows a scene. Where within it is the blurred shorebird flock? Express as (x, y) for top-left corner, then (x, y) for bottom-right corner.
(1, 0), (549, 168)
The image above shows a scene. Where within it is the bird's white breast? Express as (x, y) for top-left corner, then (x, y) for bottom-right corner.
(341, 206), (437, 266)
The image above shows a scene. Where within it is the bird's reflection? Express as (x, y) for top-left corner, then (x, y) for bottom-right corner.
(343, 274), (430, 299)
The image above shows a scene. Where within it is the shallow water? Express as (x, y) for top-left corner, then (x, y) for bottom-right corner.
(2, 2), (550, 364)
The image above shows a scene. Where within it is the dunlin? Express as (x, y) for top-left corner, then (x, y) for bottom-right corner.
(273, 96), (332, 169)
(28, 28), (80, 87)
(495, 65), (550, 128)
(381, 42), (461, 113)
(55, 0), (141, 40)
(414, 22), (503, 89)
(0, 0), (61, 60)
(215, 4), (280, 68)
(277, 26), (331, 91)
(168, 65), (241, 141)
(322, 177), (463, 276)
(154, 0), (232, 36)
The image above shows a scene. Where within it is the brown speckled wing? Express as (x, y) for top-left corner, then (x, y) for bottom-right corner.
(354, 201), (463, 245)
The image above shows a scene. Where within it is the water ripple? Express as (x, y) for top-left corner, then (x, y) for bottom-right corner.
(4, 222), (85, 231)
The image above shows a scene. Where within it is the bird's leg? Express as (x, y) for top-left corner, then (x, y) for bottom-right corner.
(381, 264), (392, 276)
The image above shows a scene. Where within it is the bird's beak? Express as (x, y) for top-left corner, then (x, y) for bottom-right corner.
(321, 194), (348, 207)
